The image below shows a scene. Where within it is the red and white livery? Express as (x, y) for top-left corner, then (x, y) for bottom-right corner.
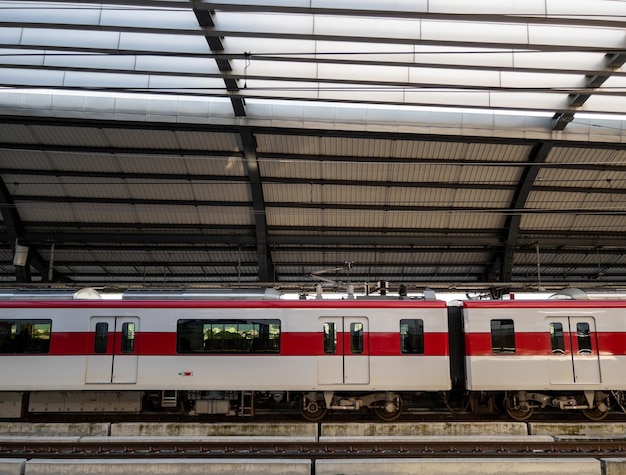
(460, 300), (626, 420)
(1, 289), (626, 421)
(0, 293), (449, 421)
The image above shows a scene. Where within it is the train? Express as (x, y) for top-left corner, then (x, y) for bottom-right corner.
(0, 287), (624, 422)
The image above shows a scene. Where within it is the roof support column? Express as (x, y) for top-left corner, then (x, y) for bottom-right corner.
(238, 128), (274, 282)
(488, 141), (553, 290)
(0, 177), (44, 282)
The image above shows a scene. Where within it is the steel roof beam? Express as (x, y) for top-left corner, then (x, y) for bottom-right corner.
(238, 128), (274, 282)
(191, 3), (246, 117)
(8, 116), (626, 151)
(5, 166), (626, 196)
(6, 51), (626, 81)
(8, 231), (626, 250)
(14, 193), (626, 215)
(552, 53), (626, 130)
(488, 141), (553, 287)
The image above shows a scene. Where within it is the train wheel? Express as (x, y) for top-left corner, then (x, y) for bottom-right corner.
(582, 407), (609, 421)
(300, 398), (327, 422)
(504, 394), (534, 421)
(373, 397), (403, 422)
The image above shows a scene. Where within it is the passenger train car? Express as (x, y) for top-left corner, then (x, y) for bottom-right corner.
(0, 289), (624, 422)
(461, 299), (626, 421)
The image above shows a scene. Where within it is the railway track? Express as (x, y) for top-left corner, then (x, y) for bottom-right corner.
(1, 439), (625, 459)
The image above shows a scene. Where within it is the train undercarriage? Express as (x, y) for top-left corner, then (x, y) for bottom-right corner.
(0, 389), (624, 421)
(501, 389), (617, 421)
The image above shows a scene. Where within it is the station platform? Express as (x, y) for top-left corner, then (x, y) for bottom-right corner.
(110, 422), (317, 439)
(529, 423), (626, 437)
(320, 421), (528, 437)
(4, 457), (626, 475)
(23, 459), (312, 475)
(316, 458), (601, 475)
(0, 422), (109, 436)
(1, 421), (626, 475)
(0, 459), (25, 475)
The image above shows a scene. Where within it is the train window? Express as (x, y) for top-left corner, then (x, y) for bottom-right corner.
(400, 319), (424, 354)
(350, 322), (363, 354)
(577, 322), (592, 354)
(549, 323), (565, 354)
(0, 319), (51, 354)
(176, 319), (280, 354)
(490, 319), (515, 354)
(121, 322), (135, 353)
(94, 322), (108, 354)
(323, 322), (337, 354)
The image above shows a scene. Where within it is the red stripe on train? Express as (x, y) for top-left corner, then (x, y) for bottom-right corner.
(44, 332), (449, 356)
(465, 332), (626, 356)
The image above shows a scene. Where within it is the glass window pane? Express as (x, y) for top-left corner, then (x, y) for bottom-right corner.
(121, 322), (135, 353)
(0, 319), (51, 354)
(577, 322), (592, 354)
(491, 319), (515, 354)
(350, 322), (363, 354)
(400, 319), (424, 354)
(323, 322), (336, 354)
(177, 319), (280, 354)
(94, 322), (108, 354)
(550, 322), (565, 354)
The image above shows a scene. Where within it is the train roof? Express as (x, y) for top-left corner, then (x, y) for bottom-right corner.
(461, 300), (626, 309)
(0, 299), (448, 309)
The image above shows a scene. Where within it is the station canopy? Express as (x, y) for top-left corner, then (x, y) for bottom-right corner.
(1, 0), (626, 297)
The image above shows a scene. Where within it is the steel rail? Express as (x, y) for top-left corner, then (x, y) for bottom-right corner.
(0, 440), (625, 459)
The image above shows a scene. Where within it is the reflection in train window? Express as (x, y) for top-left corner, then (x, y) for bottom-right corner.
(491, 319), (515, 354)
(550, 322), (565, 354)
(177, 319), (280, 354)
(0, 319), (52, 354)
(577, 322), (592, 354)
(323, 322), (337, 354)
(121, 322), (135, 353)
(400, 319), (424, 354)
(350, 322), (363, 354)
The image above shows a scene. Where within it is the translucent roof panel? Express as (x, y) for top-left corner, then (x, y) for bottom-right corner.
(1, 0), (626, 124)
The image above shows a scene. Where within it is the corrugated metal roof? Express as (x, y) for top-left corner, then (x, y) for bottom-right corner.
(2, 1), (626, 291)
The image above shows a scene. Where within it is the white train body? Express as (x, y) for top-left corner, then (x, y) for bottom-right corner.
(1, 293), (626, 421)
(462, 300), (626, 391)
(0, 298), (449, 420)
(458, 300), (626, 420)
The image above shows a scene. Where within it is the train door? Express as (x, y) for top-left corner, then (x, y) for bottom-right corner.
(318, 317), (369, 385)
(547, 317), (601, 384)
(86, 316), (139, 384)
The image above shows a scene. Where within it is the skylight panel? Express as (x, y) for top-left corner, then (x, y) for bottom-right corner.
(421, 20), (528, 45)
(99, 5), (199, 30)
(1, 2), (102, 25)
(489, 91), (570, 111)
(118, 32), (210, 54)
(0, 67), (64, 87)
(528, 24), (626, 49)
(511, 51), (608, 73)
(20, 28), (122, 50)
(0, 48), (46, 66)
(499, 71), (586, 90)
